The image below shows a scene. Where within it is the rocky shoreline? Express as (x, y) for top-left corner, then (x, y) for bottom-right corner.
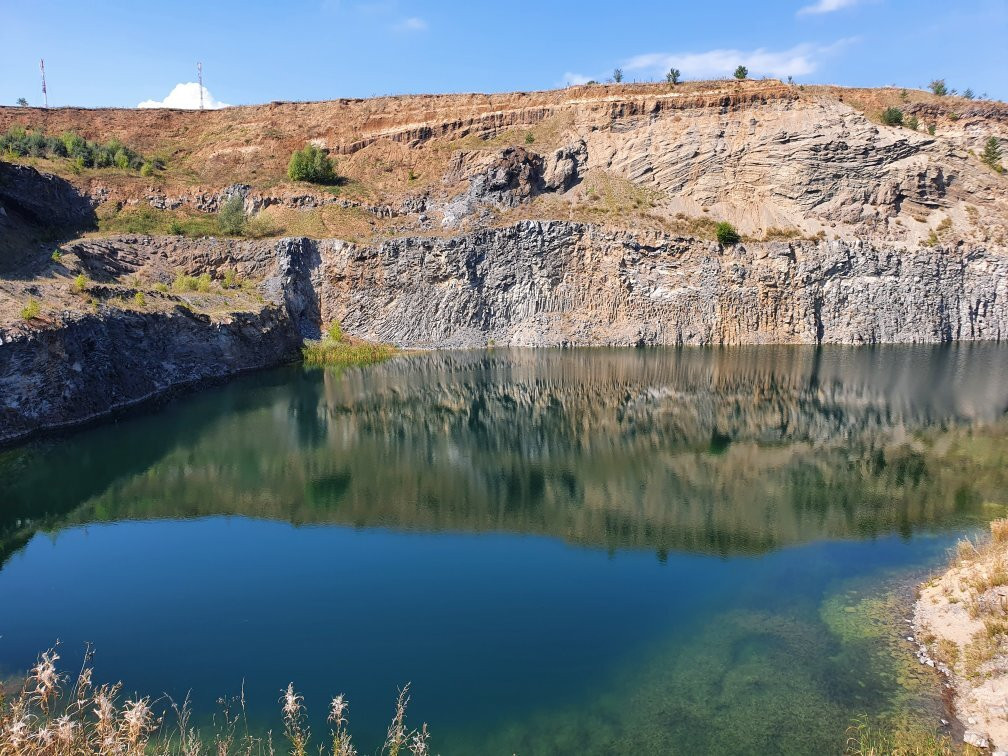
(913, 520), (1008, 754)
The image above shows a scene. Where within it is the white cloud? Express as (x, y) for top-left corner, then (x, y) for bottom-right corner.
(623, 39), (856, 80)
(393, 16), (427, 31)
(797, 0), (860, 15)
(561, 72), (592, 86)
(137, 82), (230, 109)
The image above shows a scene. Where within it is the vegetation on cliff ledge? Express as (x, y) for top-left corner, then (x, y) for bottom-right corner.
(302, 322), (397, 366)
(288, 144), (338, 184)
(1, 125), (156, 175)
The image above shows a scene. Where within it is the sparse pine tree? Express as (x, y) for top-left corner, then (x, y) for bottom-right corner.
(612, 68), (623, 83)
(929, 79), (947, 96)
(881, 107), (904, 127)
(981, 137), (1003, 172)
(734, 65), (748, 80)
(666, 68), (681, 85)
(963, 88), (974, 100)
(16, 97), (28, 107)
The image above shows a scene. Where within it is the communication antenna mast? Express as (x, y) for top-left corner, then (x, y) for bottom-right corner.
(198, 62), (203, 110)
(40, 59), (48, 108)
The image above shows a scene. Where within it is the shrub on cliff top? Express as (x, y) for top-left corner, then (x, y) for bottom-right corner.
(733, 65), (747, 80)
(929, 79), (948, 96)
(288, 144), (337, 184)
(881, 107), (904, 127)
(0, 126), (149, 172)
(716, 222), (740, 246)
(217, 194), (247, 236)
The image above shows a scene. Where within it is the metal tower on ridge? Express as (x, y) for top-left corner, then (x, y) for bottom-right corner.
(40, 59), (47, 108)
(198, 62), (203, 110)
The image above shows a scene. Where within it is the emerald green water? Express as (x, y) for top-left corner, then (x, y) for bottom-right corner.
(2, 345), (1008, 753)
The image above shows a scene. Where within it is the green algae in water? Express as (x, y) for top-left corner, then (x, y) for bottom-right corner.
(440, 568), (957, 755)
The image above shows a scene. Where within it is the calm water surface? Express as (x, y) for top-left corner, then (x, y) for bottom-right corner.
(3, 346), (1008, 754)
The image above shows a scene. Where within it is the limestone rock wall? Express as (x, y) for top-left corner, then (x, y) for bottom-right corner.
(316, 221), (1007, 347)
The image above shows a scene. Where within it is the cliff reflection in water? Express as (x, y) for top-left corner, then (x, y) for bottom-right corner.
(3, 344), (1008, 559)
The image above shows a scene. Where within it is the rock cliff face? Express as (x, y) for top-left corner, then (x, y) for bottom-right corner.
(312, 221), (1007, 347)
(1, 221), (1005, 444)
(0, 305), (301, 445)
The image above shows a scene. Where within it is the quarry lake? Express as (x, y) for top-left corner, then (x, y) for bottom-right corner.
(2, 345), (1008, 754)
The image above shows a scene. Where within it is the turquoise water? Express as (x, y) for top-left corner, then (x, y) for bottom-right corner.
(2, 345), (1008, 753)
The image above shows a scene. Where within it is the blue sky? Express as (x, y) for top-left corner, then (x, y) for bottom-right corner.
(2, 0), (1006, 108)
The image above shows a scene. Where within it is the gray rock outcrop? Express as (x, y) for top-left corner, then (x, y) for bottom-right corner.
(0, 305), (301, 445)
(313, 221), (1007, 347)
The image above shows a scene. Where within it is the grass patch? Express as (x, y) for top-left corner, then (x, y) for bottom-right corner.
(844, 714), (953, 755)
(302, 339), (398, 367)
(19, 298), (40, 321)
(97, 205), (282, 239)
(173, 273), (212, 293)
(761, 226), (801, 241)
(936, 637), (959, 668)
(302, 322), (397, 366)
(963, 633), (1000, 680)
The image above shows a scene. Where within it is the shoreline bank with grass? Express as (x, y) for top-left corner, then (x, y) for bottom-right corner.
(302, 322), (398, 367)
(913, 519), (1008, 752)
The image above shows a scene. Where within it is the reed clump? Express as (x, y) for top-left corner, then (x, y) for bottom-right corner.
(0, 647), (430, 756)
(844, 714), (953, 755)
(302, 321), (397, 367)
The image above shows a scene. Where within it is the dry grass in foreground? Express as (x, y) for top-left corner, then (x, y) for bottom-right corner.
(0, 648), (429, 756)
(302, 323), (398, 367)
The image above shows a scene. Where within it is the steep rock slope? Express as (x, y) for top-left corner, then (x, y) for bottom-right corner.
(315, 222), (1007, 347)
(0, 306), (300, 445)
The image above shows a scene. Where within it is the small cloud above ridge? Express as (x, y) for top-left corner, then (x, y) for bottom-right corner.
(138, 82), (229, 109)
